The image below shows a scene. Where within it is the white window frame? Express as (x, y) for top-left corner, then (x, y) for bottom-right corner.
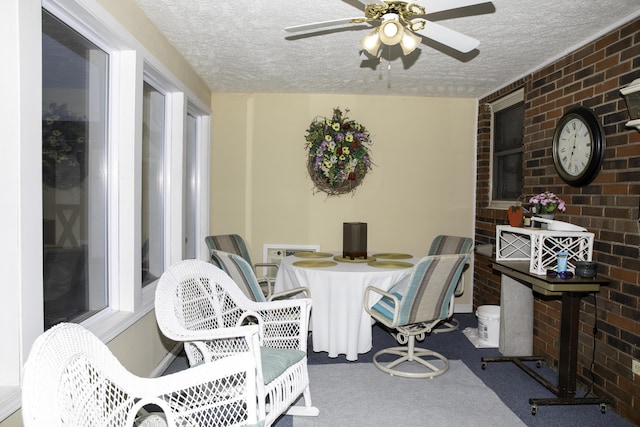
(0, 0), (211, 420)
(489, 88), (524, 209)
(1, 1), (42, 416)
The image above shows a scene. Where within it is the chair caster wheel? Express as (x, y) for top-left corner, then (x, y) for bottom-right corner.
(481, 362), (487, 370)
(600, 403), (607, 414)
(530, 404), (537, 416)
(536, 361), (542, 368)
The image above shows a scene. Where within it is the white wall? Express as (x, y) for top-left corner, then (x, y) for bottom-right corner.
(210, 93), (478, 310)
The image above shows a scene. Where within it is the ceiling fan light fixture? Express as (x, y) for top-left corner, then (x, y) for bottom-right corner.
(360, 29), (381, 56)
(288, 1), (488, 57)
(400, 30), (421, 55)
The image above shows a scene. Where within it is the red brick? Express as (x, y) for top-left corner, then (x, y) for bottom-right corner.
(475, 16), (640, 426)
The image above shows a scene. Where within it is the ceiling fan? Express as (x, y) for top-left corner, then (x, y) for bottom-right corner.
(285, 0), (492, 56)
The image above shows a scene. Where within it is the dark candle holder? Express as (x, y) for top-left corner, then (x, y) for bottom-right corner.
(343, 222), (367, 260)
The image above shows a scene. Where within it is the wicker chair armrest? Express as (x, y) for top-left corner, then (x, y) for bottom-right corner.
(249, 298), (312, 328)
(245, 296), (312, 314)
(127, 352), (262, 426)
(166, 324), (260, 343)
(134, 351), (256, 395)
(246, 298), (312, 352)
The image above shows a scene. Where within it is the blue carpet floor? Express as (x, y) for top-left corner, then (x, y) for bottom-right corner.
(165, 313), (634, 427)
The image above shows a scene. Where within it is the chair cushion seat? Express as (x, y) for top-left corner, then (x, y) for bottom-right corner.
(261, 347), (306, 384)
(370, 292), (404, 323)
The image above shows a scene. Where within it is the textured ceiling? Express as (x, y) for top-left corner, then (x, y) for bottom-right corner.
(133, 0), (640, 98)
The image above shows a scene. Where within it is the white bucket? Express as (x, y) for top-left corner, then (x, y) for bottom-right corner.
(476, 305), (500, 347)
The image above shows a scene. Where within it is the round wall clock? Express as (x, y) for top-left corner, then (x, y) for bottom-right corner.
(552, 106), (605, 187)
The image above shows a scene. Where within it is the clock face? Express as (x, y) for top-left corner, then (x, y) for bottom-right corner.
(555, 118), (593, 177)
(552, 107), (605, 187)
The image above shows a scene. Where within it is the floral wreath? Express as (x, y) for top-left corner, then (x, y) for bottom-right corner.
(305, 107), (373, 196)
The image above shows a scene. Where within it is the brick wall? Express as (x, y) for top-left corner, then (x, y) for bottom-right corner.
(474, 18), (640, 423)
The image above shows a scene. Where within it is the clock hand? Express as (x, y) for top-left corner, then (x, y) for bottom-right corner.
(569, 132), (577, 159)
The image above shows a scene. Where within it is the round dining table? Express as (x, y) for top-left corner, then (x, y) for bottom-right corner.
(273, 251), (418, 361)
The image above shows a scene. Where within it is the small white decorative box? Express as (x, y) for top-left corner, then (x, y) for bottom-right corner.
(495, 225), (594, 275)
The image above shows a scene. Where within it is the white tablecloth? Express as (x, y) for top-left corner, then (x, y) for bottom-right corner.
(274, 252), (417, 361)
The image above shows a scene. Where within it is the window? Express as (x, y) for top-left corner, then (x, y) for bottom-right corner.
(183, 111), (199, 259)
(141, 82), (166, 286)
(42, 9), (109, 330)
(491, 89), (524, 203)
(2, 0), (210, 419)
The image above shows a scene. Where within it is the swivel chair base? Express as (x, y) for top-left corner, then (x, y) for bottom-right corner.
(372, 336), (449, 379)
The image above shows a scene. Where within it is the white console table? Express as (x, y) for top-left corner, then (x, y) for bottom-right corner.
(495, 225), (594, 275)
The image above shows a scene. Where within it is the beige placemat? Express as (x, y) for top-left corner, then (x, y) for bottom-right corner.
(371, 253), (413, 260)
(293, 251), (334, 258)
(292, 260), (338, 268)
(333, 255), (377, 263)
(367, 260), (413, 269)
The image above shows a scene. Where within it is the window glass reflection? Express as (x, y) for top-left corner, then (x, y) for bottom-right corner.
(142, 82), (165, 286)
(42, 10), (108, 329)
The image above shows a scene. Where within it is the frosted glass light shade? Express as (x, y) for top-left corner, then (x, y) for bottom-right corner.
(379, 19), (404, 45)
(360, 30), (381, 56)
(400, 30), (421, 55)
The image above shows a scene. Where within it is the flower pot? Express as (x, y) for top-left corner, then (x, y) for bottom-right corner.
(507, 206), (523, 227)
(534, 213), (555, 229)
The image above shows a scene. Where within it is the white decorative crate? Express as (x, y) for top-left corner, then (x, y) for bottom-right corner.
(495, 225), (594, 275)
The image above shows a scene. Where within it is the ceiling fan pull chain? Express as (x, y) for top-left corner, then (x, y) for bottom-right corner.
(387, 47), (392, 89)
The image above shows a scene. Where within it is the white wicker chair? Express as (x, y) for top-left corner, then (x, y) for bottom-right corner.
(155, 259), (319, 427)
(22, 322), (262, 427)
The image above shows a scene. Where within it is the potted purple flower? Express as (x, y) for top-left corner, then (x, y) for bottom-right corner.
(529, 192), (566, 218)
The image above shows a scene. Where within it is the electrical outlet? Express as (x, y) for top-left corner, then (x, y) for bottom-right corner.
(633, 359), (640, 376)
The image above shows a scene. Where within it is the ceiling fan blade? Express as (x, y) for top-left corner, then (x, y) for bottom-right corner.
(285, 17), (368, 33)
(422, 0), (492, 15)
(341, 0), (367, 12)
(414, 20), (479, 53)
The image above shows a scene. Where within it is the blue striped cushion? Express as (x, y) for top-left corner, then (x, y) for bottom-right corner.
(370, 292), (403, 322)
